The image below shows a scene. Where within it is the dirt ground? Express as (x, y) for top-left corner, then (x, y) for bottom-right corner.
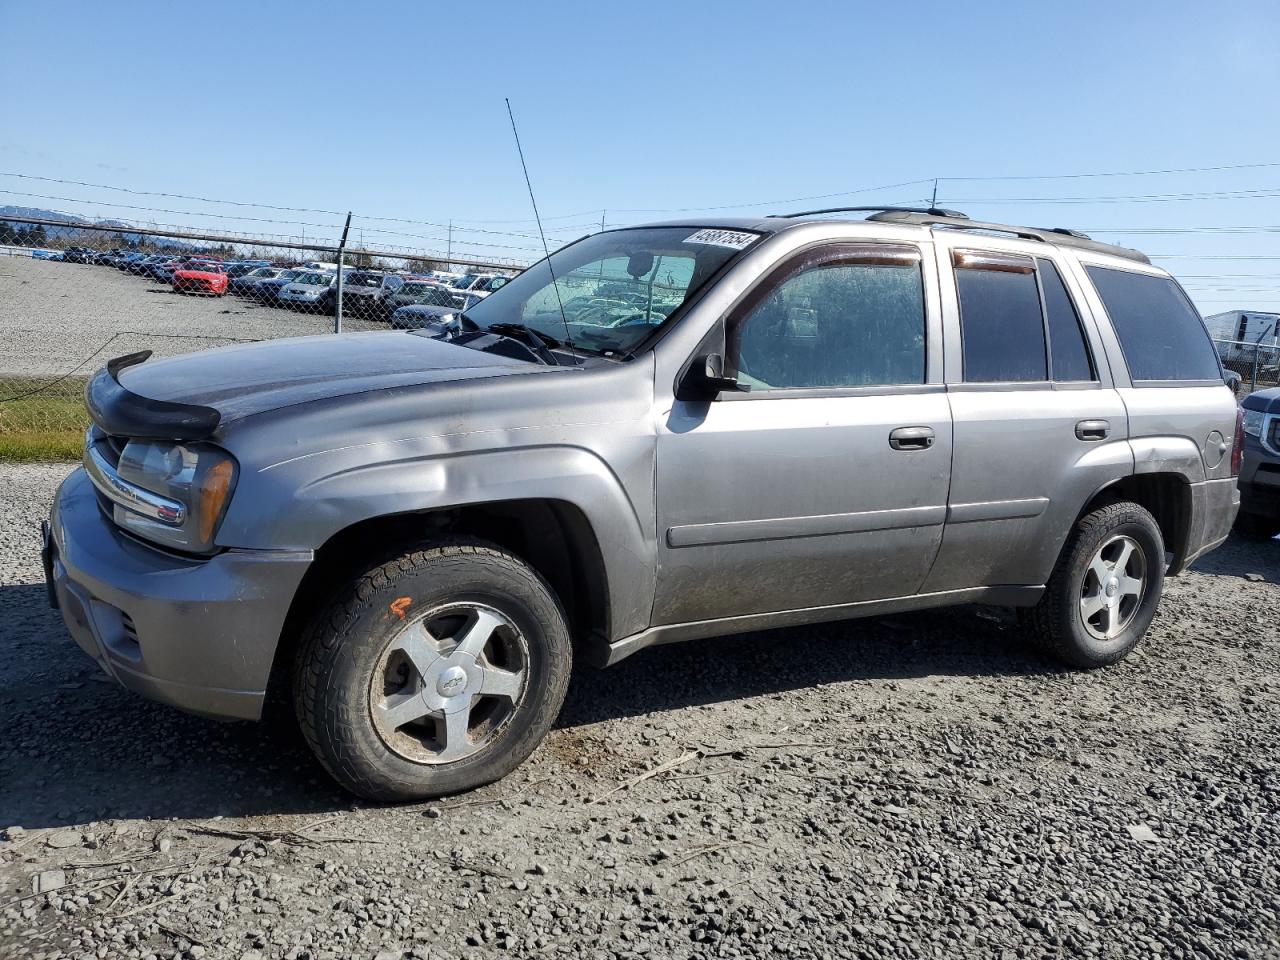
(2, 462), (1277, 960)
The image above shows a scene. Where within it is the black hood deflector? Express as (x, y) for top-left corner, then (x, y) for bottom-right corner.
(85, 351), (223, 441)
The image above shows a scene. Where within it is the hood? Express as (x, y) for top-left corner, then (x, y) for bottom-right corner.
(1242, 386), (1280, 413)
(115, 331), (541, 423)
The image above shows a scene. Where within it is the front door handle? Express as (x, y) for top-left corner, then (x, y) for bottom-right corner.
(1075, 419), (1110, 441)
(889, 426), (935, 451)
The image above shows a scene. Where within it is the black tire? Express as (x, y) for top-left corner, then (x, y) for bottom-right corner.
(1024, 500), (1165, 668)
(1235, 511), (1280, 540)
(293, 540), (571, 802)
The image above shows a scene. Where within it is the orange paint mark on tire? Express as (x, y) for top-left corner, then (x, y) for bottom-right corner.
(390, 597), (413, 620)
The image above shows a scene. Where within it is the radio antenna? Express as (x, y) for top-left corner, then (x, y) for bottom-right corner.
(505, 98), (576, 364)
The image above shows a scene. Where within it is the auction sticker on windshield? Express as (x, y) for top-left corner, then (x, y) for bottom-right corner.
(684, 229), (759, 250)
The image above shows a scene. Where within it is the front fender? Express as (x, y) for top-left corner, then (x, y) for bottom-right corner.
(219, 443), (657, 640)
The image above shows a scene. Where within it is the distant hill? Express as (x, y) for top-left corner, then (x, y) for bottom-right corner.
(0, 206), (162, 247)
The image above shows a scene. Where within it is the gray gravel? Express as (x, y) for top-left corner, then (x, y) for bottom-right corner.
(0, 257), (376, 381)
(1, 462), (1277, 959)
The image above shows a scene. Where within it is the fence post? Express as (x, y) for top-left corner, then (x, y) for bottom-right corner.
(335, 212), (352, 335)
(1252, 341), (1260, 394)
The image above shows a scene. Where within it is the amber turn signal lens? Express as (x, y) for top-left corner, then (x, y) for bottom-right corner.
(197, 457), (235, 544)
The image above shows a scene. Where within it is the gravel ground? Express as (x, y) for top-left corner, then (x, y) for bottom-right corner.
(1, 463), (1277, 960)
(0, 257), (377, 381)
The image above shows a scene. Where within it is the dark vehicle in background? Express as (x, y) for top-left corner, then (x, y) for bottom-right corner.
(230, 266), (284, 295)
(1238, 387), (1280, 538)
(336, 270), (404, 318)
(144, 257), (185, 282)
(62, 246), (97, 264)
(128, 254), (168, 276)
(251, 269), (303, 304)
(385, 279), (461, 314)
(223, 261), (270, 280)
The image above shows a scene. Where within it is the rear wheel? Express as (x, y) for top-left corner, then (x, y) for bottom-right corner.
(1024, 500), (1165, 668)
(293, 540), (572, 801)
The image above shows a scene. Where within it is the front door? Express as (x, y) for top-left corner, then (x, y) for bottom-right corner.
(652, 241), (952, 626)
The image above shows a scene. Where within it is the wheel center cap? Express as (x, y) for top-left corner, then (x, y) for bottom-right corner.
(436, 665), (469, 698)
(1105, 577), (1120, 598)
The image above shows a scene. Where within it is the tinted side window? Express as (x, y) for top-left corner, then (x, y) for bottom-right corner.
(734, 255), (925, 389)
(1085, 267), (1221, 381)
(1038, 259), (1095, 381)
(956, 261), (1047, 382)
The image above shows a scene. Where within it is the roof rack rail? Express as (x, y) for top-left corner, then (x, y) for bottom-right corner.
(866, 210), (1150, 264)
(768, 205), (968, 219)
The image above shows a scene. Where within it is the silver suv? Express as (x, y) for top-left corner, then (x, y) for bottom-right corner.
(44, 207), (1241, 801)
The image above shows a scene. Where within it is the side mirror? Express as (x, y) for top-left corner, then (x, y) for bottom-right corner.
(678, 353), (749, 401)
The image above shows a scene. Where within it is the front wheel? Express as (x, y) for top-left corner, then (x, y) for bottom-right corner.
(293, 541), (572, 801)
(1024, 501), (1165, 668)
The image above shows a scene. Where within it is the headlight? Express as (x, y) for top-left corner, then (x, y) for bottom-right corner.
(1242, 408), (1265, 438)
(114, 440), (237, 552)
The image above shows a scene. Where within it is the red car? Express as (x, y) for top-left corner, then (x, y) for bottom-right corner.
(172, 262), (228, 295)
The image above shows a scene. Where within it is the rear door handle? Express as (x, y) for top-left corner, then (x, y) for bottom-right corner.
(889, 426), (935, 451)
(1075, 419), (1110, 441)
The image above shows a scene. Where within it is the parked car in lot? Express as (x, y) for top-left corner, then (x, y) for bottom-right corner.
(230, 266), (285, 295)
(172, 262), (228, 295)
(144, 257), (184, 282)
(223, 261), (271, 280)
(46, 207), (1240, 802)
(1237, 387), (1280, 538)
(250, 269), (304, 304)
(115, 252), (150, 271)
(61, 246), (98, 264)
(339, 270), (405, 317)
(385, 280), (462, 314)
(389, 302), (461, 331)
(277, 271), (335, 309)
(450, 273), (510, 298)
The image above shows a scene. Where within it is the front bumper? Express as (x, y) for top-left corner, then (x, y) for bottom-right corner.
(47, 468), (312, 720)
(1238, 448), (1280, 520)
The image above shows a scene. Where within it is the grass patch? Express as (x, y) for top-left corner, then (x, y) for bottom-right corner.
(0, 380), (88, 462)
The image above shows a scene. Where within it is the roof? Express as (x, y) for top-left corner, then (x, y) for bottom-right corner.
(633, 206), (1151, 264)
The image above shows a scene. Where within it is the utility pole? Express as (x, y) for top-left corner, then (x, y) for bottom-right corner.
(335, 212), (351, 334)
(930, 179), (939, 209)
(447, 219), (452, 267)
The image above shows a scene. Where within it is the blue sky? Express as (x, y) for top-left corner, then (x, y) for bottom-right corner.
(4, 0), (1280, 310)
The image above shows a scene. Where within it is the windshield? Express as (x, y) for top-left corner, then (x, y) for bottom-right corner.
(294, 272), (329, 286)
(463, 226), (760, 356)
(249, 267), (278, 278)
(346, 272), (384, 288)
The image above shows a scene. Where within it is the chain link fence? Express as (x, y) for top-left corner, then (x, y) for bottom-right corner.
(0, 217), (521, 459)
(1213, 338), (1280, 398)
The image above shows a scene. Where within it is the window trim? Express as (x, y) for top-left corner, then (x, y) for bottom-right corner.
(723, 241), (929, 397)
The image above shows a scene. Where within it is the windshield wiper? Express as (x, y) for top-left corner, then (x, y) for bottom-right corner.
(485, 322), (563, 349)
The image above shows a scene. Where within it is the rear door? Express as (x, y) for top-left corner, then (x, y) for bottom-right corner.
(921, 237), (1130, 592)
(652, 240), (953, 625)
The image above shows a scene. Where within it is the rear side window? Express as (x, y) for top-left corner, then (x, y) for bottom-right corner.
(1038, 259), (1095, 381)
(955, 254), (1046, 382)
(1085, 266), (1221, 382)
